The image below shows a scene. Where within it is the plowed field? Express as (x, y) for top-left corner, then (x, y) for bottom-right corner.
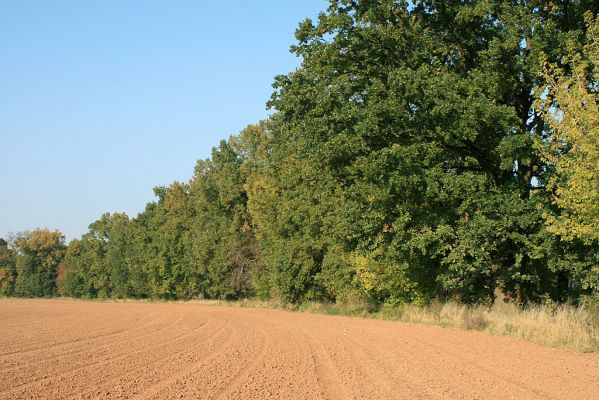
(0, 299), (597, 399)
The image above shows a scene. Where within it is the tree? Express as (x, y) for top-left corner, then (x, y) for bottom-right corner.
(144, 183), (196, 299)
(60, 239), (88, 297)
(55, 0), (597, 306)
(536, 13), (598, 245)
(190, 135), (258, 299)
(61, 213), (150, 299)
(14, 229), (66, 297)
(0, 237), (17, 296)
(259, 0), (597, 304)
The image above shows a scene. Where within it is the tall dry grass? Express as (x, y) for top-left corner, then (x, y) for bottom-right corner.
(375, 300), (598, 352)
(223, 297), (599, 352)
(82, 295), (599, 352)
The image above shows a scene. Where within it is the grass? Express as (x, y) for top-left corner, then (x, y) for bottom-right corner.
(183, 296), (599, 353)
(24, 294), (599, 353)
(299, 299), (599, 353)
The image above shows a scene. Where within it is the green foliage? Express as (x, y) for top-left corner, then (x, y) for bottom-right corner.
(60, 213), (148, 298)
(11, 0), (597, 307)
(60, 239), (88, 297)
(252, 0), (597, 305)
(59, 127), (262, 301)
(13, 229), (66, 297)
(190, 135), (260, 299)
(536, 13), (599, 246)
(0, 238), (17, 296)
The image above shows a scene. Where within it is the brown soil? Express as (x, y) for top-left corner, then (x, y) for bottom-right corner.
(0, 299), (597, 399)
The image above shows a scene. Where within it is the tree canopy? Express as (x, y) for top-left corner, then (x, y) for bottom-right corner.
(2, 0), (597, 306)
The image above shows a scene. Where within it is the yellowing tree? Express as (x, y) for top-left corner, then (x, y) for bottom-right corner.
(537, 14), (599, 245)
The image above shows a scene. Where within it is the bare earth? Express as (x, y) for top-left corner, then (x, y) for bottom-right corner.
(0, 299), (597, 400)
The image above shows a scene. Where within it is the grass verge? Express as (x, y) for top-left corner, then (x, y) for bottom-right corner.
(21, 295), (598, 353)
(187, 297), (599, 353)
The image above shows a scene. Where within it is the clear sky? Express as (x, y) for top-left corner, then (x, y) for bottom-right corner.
(0, 0), (328, 241)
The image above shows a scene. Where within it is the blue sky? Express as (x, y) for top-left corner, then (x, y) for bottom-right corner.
(0, 1), (328, 240)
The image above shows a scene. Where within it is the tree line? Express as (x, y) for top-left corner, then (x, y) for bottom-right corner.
(1, 1), (597, 306)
